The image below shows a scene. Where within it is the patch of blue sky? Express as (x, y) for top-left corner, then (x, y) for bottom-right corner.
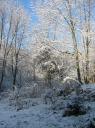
(20, 0), (39, 25)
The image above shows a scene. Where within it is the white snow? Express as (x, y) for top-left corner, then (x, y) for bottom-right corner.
(0, 84), (95, 128)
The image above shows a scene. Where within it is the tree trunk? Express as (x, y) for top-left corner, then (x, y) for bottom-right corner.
(71, 29), (82, 84)
(0, 56), (6, 90)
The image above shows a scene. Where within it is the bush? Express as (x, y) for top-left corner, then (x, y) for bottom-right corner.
(63, 96), (87, 117)
(86, 118), (95, 128)
(62, 77), (82, 96)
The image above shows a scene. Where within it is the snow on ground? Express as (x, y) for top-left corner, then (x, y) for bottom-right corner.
(0, 98), (66, 128)
(82, 84), (95, 90)
(0, 84), (95, 128)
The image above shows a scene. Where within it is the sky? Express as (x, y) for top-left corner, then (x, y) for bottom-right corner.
(20, 0), (38, 25)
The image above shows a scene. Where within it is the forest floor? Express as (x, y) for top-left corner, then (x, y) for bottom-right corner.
(0, 84), (95, 128)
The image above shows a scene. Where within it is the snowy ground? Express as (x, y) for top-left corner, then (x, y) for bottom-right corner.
(0, 84), (95, 128)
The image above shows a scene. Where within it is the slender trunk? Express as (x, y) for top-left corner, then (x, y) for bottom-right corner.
(85, 37), (89, 83)
(67, 0), (82, 83)
(71, 29), (82, 84)
(13, 64), (18, 85)
(33, 62), (36, 81)
(0, 57), (6, 90)
(13, 54), (18, 86)
(19, 70), (22, 88)
(0, 17), (4, 49)
(83, 0), (91, 84)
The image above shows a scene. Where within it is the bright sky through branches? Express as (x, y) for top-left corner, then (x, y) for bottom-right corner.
(20, 0), (38, 24)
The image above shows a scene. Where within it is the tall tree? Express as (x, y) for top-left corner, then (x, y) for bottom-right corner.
(0, 1), (29, 90)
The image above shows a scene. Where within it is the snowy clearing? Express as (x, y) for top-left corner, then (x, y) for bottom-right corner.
(0, 84), (95, 128)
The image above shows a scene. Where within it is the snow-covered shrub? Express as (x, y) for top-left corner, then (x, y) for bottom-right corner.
(16, 98), (39, 111)
(80, 85), (95, 102)
(63, 96), (87, 117)
(43, 88), (57, 104)
(80, 118), (95, 128)
(18, 83), (39, 98)
(0, 91), (9, 99)
(9, 83), (40, 110)
(43, 77), (82, 106)
(9, 92), (38, 111)
(62, 77), (82, 96)
(9, 86), (22, 109)
(9, 86), (19, 108)
(51, 96), (65, 110)
(88, 91), (95, 101)
(87, 120), (95, 128)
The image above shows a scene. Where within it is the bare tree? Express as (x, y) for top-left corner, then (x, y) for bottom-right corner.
(32, 0), (82, 83)
(11, 8), (29, 87)
(0, 1), (29, 90)
(0, 2), (15, 89)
